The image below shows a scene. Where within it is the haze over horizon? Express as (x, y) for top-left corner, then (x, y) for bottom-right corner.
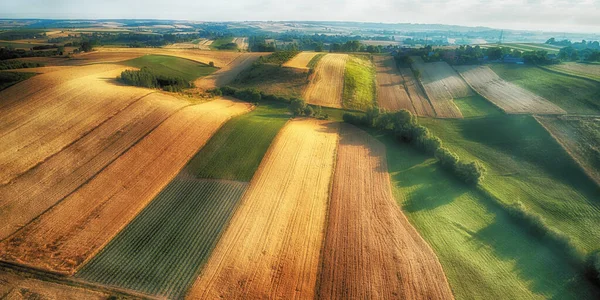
(1, 0), (599, 34)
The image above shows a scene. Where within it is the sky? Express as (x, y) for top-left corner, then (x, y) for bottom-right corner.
(1, 0), (599, 33)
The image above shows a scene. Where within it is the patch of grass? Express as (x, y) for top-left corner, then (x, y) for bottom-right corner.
(453, 94), (503, 118)
(258, 50), (300, 65)
(209, 37), (235, 50)
(123, 55), (217, 82)
(420, 115), (600, 255)
(185, 102), (289, 181)
(489, 64), (600, 114)
(368, 128), (600, 299)
(230, 63), (308, 99)
(343, 54), (376, 111)
(307, 53), (325, 69)
(0, 71), (35, 91)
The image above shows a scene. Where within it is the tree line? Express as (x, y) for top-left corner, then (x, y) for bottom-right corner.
(118, 67), (192, 92)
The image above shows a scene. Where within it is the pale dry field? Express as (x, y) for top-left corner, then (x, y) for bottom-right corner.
(374, 55), (415, 113)
(399, 68), (436, 117)
(282, 51), (320, 69)
(411, 56), (469, 118)
(91, 48), (244, 67)
(194, 53), (262, 90)
(232, 37), (248, 51)
(0, 270), (107, 300)
(455, 65), (565, 114)
(164, 38), (212, 50)
(0, 99), (252, 275)
(0, 64), (152, 186)
(304, 53), (348, 108)
(546, 63), (600, 81)
(318, 124), (454, 299)
(187, 119), (339, 299)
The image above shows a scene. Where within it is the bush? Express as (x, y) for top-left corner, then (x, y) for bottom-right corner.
(455, 161), (487, 185)
(288, 98), (306, 116)
(435, 147), (459, 169)
(303, 106), (314, 117)
(119, 67), (191, 92)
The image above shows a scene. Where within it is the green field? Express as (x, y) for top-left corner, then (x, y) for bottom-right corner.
(0, 71), (35, 91)
(490, 64), (600, 114)
(307, 53), (325, 69)
(209, 37), (234, 50)
(544, 63), (600, 82)
(367, 128), (599, 299)
(419, 115), (600, 255)
(185, 102), (289, 181)
(343, 54), (376, 111)
(453, 95), (503, 118)
(230, 63), (309, 98)
(76, 179), (248, 299)
(123, 55), (217, 82)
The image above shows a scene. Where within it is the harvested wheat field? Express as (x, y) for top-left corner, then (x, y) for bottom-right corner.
(411, 56), (470, 118)
(455, 65), (566, 114)
(0, 64), (153, 185)
(317, 124), (454, 299)
(195, 53), (262, 89)
(283, 51), (320, 69)
(0, 92), (187, 240)
(187, 119), (339, 299)
(164, 38), (212, 50)
(304, 53), (348, 108)
(0, 99), (252, 275)
(232, 37), (248, 51)
(92, 48), (243, 67)
(374, 55), (415, 113)
(399, 68), (436, 117)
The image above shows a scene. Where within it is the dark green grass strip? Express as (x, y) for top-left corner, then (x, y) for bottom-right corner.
(76, 179), (247, 299)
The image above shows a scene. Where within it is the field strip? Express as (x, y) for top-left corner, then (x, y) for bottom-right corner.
(195, 53), (262, 90)
(317, 124), (454, 299)
(92, 48), (245, 68)
(0, 64), (153, 184)
(411, 56), (468, 118)
(186, 119), (339, 299)
(232, 37), (248, 51)
(0, 93), (187, 240)
(304, 53), (348, 108)
(399, 68), (436, 117)
(374, 55), (415, 113)
(455, 65), (566, 114)
(76, 179), (248, 299)
(0, 98), (253, 275)
(282, 51), (320, 69)
(543, 63), (600, 83)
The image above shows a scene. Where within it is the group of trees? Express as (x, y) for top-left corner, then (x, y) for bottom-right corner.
(343, 108), (486, 185)
(0, 60), (44, 70)
(0, 47), (60, 60)
(119, 67), (192, 92)
(546, 38), (600, 62)
(287, 98), (328, 119)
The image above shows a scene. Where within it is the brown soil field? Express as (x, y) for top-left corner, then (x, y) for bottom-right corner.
(411, 56), (469, 118)
(399, 68), (436, 117)
(374, 55), (415, 113)
(317, 124), (454, 299)
(0, 93), (187, 240)
(232, 37), (248, 51)
(195, 53), (262, 90)
(92, 48), (244, 67)
(455, 65), (566, 114)
(0, 270), (107, 300)
(282, 51), (319, 69)
(0, 64), (152, 185)
(0, 99), (252, 275)
(304, 53), (348, 108)
(186, 119), (339, 299)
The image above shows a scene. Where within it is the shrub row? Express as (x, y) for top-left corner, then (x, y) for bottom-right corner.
(0, 60), (44, 70)
(257, 50), (301, 65)
(119, 67), (192, 92)
(343, 108), (486, 185)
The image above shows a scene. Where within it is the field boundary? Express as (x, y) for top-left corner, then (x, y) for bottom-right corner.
(538, 65), (600, 84)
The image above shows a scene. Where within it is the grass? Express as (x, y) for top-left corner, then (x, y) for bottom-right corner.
(123, 55), (217, 82)
(76, 180), (248, 299)
(343, 54), (376, 111)
(230, 63), (309, 99)
(453, 94), (503, 118)
(0, 71), (36, 91)
(258, 50), (300, 65)
(367, 127), (600, 299)
(490, 64), (600, 114)
(185, 102), (289, 182)
(544, 63), (600, 82)
(419, 115), (600, 255)
(307, 53), (326, 69)
(0, 41), (43, 49)
(209, 37), (234, 50)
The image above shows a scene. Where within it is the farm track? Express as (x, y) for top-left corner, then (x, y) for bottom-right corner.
(455, 65), (566, 114)
(283, 52), (320, 69)
(411, 56), (469, 118)
(195, 53), (262, 90)
(0, 98), (252, 275)
(304, 54), (348, 108)
(0, 93), (186, 240)
(317, 124), (454, 299)
(374, 56), (415, 113)
(187, 119), (339, 299)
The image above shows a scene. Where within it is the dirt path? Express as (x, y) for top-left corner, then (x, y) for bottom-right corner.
(374, 56), (415, 113)
(186, 119), (339, 299)
(304, 54), (348, 108)
(317, 124), (454, 299)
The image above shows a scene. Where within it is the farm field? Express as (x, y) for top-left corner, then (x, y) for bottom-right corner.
(374, 55), (414, 113)
(455, 65), (565, 114)
(536, 115), (600, 186)
(411, 56), (470, 118)
(282, 51), (320, 69)
(92, 47), (245, 67)
(304, 53), (348, 108)
(230, 62), (309, 98)
(399, 67), (435, 116)
(232, 37), (248, 51)
(343, 54), (376, 110)
(0, 99), (252, 275)
(187, 119), (338, 299)
(490, 64), (600, 114)
(453, 95), (503, 118)
(123, 54), (218, 82)
(76, 179), (248, 299)
(209, 37), (234, 50)
(318, 124), (453, 299)
(195, 53), (262, 90)
(164, 38), (213, 50)
(545, 62), (600, 82)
